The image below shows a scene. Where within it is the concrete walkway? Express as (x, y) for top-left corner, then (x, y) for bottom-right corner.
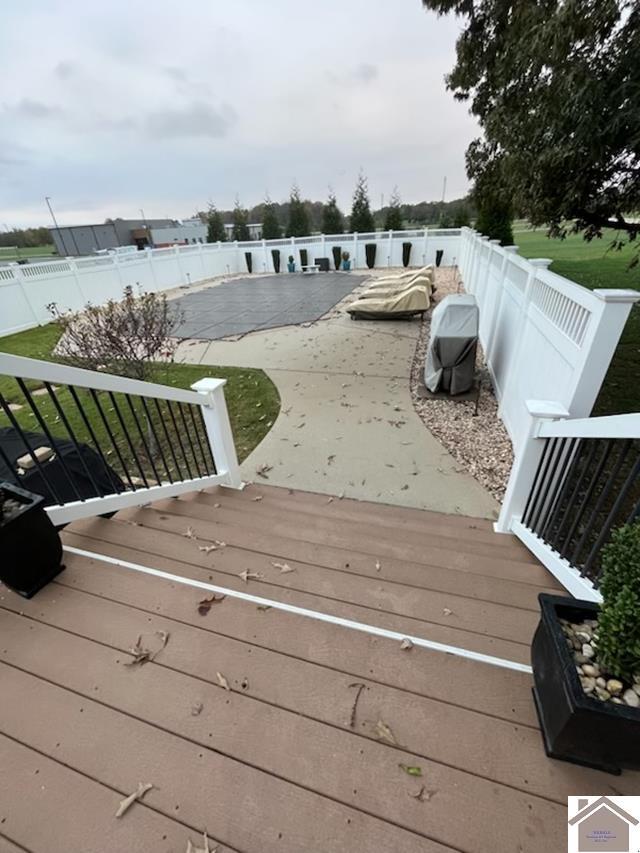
(176, 302), (498, 519)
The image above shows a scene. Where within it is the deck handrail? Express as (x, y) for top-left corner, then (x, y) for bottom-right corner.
(0, 354), (242, 525)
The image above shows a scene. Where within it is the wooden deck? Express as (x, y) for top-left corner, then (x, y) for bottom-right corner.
(1, 483), (638, 853)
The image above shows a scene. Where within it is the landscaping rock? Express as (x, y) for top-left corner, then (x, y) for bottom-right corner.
(581, 643), (595, 659)
(623, 689), (640, 708)
(606, 679), (624, 696)
(582, 664), (599, 678)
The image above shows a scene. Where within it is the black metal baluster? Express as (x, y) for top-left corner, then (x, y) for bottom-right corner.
(187, 404), (212, 476)
(124, 394), (161, 485)
(540, 437), (579, 545)
(15, 380), (84, 502)
(40, 381), (102, 498)
(196, 406), (217, 474)
(570, 440), (632, 571)
(178, 403), (203, 478)
(89, 389), (136, 490)
(529, 438), (561, 534)
(67, 386), (123, 494)
(553, 439), (598, 551)
(167, 400), (194, 480)
(107, 391), (149, 488)
(558, 440), (613, 561)
(141, 397), (173, 484)
(153, 398), (183, 479)
(522, 440), (550, 528)
(588, 454), (640, 584)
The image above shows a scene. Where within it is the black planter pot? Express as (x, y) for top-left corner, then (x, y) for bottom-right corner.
(244, 252), (253, 273)
(299, 248), (308, 269)
(0, 482), (63, 598)
(271, 248), (281, 273)
(402, 242), (412, 268)
(532, 593), (640, 774)
(365, 243), (376, 269)
(435, 249), (444, 267)
(332, 246), (342, 270)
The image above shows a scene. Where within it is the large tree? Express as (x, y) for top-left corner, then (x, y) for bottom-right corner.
(350, 171), (375, 232)
(383, 187), (404, 230)
(422, 0), (640, 255)
(231, 198), (250, 241)
(206, 205), (226, 242)
(322, 190), (344, 234)
(261, 196), (281, 239)
(286, 184), (310, 237)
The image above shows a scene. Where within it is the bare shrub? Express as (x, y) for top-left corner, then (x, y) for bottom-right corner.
(49, 286), (183, 381)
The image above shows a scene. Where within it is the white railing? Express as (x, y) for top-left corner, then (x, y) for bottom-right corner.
(0, 353), (242, 525)
(458, 228), (640, 457)
(0, 228), (461, 337)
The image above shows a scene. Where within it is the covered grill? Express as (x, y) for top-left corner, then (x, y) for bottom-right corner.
(424, 294), (479, 395)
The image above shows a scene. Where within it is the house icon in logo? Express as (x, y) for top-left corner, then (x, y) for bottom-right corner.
(569, 797), (639, 852)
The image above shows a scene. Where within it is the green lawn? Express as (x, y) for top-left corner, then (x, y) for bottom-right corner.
(515, 229), (640, 415)
(0, 324), (280, 477)
(0, 244), (57, 262)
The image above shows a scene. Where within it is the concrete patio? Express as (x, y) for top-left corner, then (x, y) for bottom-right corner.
(175, 272), (498, 518)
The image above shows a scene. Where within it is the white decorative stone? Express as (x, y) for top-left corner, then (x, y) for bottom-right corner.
(623, 689), (640, 708)
(606, 679), (624, 696)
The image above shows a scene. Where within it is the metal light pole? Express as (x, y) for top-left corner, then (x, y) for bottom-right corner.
(140, 207), (151, 247)
(45, 196), (71, 257)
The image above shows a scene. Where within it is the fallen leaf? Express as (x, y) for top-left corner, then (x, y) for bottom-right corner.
(400, 638), (413, 650)
(327, 497), (334, 504)
(199, 544), (217, 554)
(184, 526), (197, 539)
(124, 631), (168, 667)
(241, 677), (249, 690)
(327, 455), (335, 465)
(252, 495), (263, 502)
(213, 503), (221, 508)
(375, 559), (381, 572)
(409, 786), (436, 803)
(256, 463), (272, 479)
(214, 540), (226, 547)
(216, 671), (231, 691)
(442, 608), (453, 616)
(338, 491), (345, 499)
(256, 604), (272, 612)
(115, 782), (153, 818)
(197, 594), (226, 615)
(272, 561), (295, 574)
(191, 701), (203, 716)
(374, 719), (397, 745)
(399, 763), (422, 777)
(186, 831), (217, 853)
(239, 570), (264, 583)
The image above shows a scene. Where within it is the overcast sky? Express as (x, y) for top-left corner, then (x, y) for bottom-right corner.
(1, 0), (478, 228)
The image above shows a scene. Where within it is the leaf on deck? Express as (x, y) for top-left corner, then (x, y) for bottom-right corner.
(256, 604), (272, 611)
(239, 570), (264, 583)
(374, 719), (398, 745)
(216, 671), (231, 691)
(400, 638), (414, 650)
(191, 702), (204, 716)
(186, 831), (217, 853)
(272, 561), (295, 574)
(256, 463), (273, 478)
(399, 763), (422, 777)
(197, 594), (226, 616)
(375, 559), (381, 572)
(199, 544), (217, 554)
(184, 526), (197, 539)
(115, 782), (153, 818)
(252, 495), (264, 502)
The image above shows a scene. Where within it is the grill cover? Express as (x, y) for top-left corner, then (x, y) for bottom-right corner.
(424, 294), (479, 394)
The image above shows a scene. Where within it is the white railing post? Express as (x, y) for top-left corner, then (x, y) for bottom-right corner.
(567, 289), (640, 416)
(494, 399), (569, 533)
(9, 263), (41, 326)
(190, 378), (243, 489)
(262, 239), (268, 272)
(353, 232), (358, 269)
(422, 228), (428, 265)
(387, 230), (393, 267)
(321, 233), (326, 258)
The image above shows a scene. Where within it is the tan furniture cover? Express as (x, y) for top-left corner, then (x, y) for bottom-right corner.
(359, 276), (433, 300)
(368, 269), (434, 290)
(347, 285), (430, 319)
(373, 265), (433, 284)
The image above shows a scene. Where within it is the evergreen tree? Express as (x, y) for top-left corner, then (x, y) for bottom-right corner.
(206, 205), (226, 242)
(261, 196), (281, 239)
(231, 198), (250, 241)
(453, 205), (471, 228)
(349, 171), (375, 233)
(286, 184), (310, 237)
(321, 190), (344, 234)
(475, 193), (514, 245)
(383, 187), (404, 230)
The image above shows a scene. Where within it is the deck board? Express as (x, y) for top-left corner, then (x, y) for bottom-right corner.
(1, 484), (636, 853)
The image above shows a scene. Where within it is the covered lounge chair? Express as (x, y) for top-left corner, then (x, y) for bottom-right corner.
(347, 285), (430, 320)
(366, 269), (434, 292)
(372, 265), (433, 285)
(359, 277), (433, 300)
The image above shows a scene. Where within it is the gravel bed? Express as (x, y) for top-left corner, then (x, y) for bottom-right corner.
(409, 267), (513, 502)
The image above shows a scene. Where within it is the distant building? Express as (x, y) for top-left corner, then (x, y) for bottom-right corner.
(223, 223), (263, 241)
(49, 217), (205, 257)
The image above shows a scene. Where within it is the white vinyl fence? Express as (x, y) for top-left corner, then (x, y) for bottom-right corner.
(0, 228), (460, 337)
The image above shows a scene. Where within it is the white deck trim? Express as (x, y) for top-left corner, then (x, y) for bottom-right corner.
(63, 545), (533, 675)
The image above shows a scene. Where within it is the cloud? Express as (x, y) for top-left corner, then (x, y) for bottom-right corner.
(162, 66), (212, 97)
(6, 98), (65, 119)
(145, 101), (237, 139)
(54, 60), (77, 80)
(352, 63), (378, 84)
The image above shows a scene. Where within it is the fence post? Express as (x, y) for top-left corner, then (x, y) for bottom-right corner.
(567, 289), (640, 417)
(422, 228), (428, 265)
(262, 239), (268, 272)
(353, 232), (358, 269)
(388, 230), (393, 267)
(321, 233), (326, 258)
(494, 399), (569, 533)
(190, 378), (243, 489)
(9, 263), (41, 327)
(68, 256), (88, 306)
